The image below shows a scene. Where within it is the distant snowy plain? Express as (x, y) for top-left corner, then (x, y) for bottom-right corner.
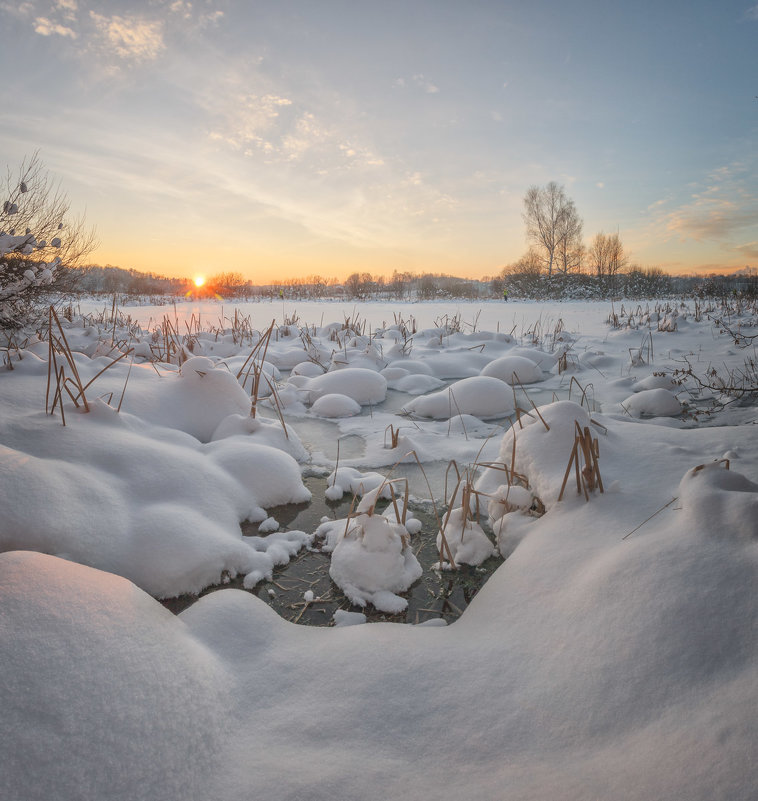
(1, 297), (756, 801)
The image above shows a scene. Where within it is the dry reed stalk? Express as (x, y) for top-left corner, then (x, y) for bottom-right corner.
(513, 374), (550, 431)
(384, 424), (401, 449)
(444, 460), (461, 503)
(79, 347), (134, 397)
(621, 496), (678, 540)
(692, 458), (730, 472)
(557, 422), (604, 502)
(332, 439), (341, 489)
(384, 449), (458, 569)
(117, 353), (135, 413)
(46, 307), (90, 419)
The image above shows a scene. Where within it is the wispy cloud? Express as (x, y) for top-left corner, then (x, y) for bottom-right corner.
(412, 74), (440, 94)
(393, 74), (440, 94)
(743, 4), (758, 21)
(652, 162), (758, 242)
(733, 241), (758, 259)
(89, 12), (165, 62)
(34, 15), (76, 37)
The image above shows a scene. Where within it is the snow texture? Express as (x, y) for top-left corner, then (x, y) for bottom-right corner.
(1, 299), (757, 801)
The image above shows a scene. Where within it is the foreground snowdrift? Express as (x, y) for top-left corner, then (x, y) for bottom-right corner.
(2, 428), (756, 799)
(0, 551), (231, 801)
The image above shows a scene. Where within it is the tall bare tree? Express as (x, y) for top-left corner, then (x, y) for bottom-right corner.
(522, 182), (582, 277)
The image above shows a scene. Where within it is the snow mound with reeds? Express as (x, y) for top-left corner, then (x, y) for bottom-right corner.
(476, 400), (596, 505)
(121, 356), (251, 442)
(437, 507), (496, 567)
(329, 512), (422, 613)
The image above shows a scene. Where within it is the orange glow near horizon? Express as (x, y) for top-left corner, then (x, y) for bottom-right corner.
(194, 275), (206, 288)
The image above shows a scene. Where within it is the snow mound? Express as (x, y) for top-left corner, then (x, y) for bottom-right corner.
(622, 387), (682, 418)
(325, 467), (391, 502)
(388, 373), (445, 394)
(480, 354), (544, 384)
(437, 507), (496, 566)
(329, 513), (422, 612)
(476, 400), (595, 505)
(311, 393), (362, 418)
(678, 461), (758, 541)
(121, 356), (251, 442)
(0, 551), (229, 801)
(210, 414), (309, 462)
(632, 373), (680, 392)
(305, 368), (387, 405)
(402, 376), (515, 419)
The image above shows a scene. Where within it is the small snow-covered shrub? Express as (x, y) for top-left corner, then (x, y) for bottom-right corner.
(329, 512), (422, 613)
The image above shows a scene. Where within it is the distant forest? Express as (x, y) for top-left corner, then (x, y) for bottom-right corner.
(71, 263), (758, 301)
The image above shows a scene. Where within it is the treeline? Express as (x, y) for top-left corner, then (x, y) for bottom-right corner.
(69, 263), (758, 302)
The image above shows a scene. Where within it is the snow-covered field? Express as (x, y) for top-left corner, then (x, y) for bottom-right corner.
(1, 298), (756, 800)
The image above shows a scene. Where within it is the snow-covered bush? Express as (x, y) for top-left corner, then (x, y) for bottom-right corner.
(1, 154), (95, 330)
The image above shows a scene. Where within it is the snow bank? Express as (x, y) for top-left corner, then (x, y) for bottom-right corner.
(0, 400), (311, 597)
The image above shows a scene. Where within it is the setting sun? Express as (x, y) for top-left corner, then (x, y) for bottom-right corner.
(193, 275), (206, 288)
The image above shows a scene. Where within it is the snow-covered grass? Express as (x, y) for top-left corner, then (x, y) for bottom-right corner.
(1, 297), (757, 800)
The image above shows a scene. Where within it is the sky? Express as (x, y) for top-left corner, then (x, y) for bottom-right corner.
(1, 0), (757, 282)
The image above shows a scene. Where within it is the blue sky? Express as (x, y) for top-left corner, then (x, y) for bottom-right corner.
(1, 0), (756, 280)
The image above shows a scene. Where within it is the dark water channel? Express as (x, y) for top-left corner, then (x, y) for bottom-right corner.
(161, 475), (504, 626)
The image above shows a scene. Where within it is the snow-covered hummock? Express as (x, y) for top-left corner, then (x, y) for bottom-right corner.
(304, 367), (387, 405)
(437, 507), (496, 567)
(479, 354), (544, 384)
(0, 406), (312, 597)
(476, 400), (596, 506)
(631, 373), (680, 392)
(311, 392), (362, 418)
(324, 467), (392, 502)
(328, 512), (422, 613)
(486, 483), (538, 523)
(121, 355), (252, 442)
(402, 375), (515, 419)
(621, 387), (682, 418)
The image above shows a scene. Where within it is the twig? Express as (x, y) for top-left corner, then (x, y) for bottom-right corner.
(621, 497), (678, 540)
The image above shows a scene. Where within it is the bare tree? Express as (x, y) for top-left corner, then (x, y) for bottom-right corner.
(555, 200), (584, 275)
(1, 153), (97, 329)
(522, 182), (582, 278)
(590, 231), (627, 282)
